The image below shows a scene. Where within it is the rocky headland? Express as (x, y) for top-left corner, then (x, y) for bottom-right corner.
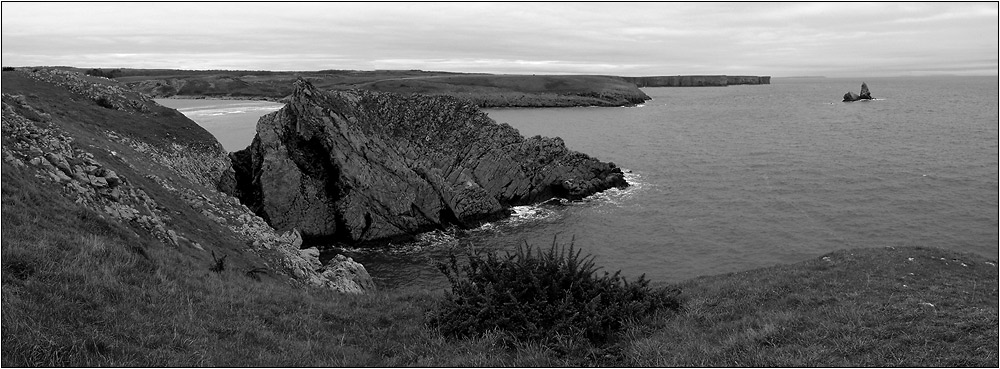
(226, 80), (628, 245)
(88, 68), (770, 107)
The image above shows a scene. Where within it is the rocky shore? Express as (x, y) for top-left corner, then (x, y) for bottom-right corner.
(2, 68), (632, 290)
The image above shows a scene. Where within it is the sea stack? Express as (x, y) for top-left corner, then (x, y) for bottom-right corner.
(227, 80), (628, 245)
(844, 82), (875, 102)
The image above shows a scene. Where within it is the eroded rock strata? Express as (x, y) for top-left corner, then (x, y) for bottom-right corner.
(228, 80), (627, 244)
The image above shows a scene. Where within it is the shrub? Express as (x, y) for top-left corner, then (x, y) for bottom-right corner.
(94, 96), (117, 110)
(85, 68), (121, 79)
(430, 238), (680, 349)
(210, 251), (227, 273)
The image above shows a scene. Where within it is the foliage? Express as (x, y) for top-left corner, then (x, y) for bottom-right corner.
(430, 238), (681, 349)
(93, 96), (116, 110)
(85, 68), (122, 79)
(210, 251), (227, 273)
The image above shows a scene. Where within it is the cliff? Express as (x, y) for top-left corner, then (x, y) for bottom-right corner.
(1, 68), (373, 293)
(226, 80), (628, 245)
(624, 75), (771, 87)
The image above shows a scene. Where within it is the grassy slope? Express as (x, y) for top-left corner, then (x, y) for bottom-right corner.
(2, 70), (996, 367)
(0, 71), (265, 276)
(627, 246), (998, 366)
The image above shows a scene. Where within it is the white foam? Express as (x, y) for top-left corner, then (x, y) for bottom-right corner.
(578, 169), (648, 208)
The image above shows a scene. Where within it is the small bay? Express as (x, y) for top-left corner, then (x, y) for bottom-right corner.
(154, 99), (284, 152)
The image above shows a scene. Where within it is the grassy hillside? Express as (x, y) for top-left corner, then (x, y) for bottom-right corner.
(1, 68), (996, 367)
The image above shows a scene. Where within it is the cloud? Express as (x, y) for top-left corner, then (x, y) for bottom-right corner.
(1, 2), (996, 77)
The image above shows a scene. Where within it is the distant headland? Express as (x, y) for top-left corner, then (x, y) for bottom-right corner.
(622, 75), (770, 87)
(49, 67), (770, 108)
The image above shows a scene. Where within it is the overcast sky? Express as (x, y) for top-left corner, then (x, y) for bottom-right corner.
(2, 2), (997, 77)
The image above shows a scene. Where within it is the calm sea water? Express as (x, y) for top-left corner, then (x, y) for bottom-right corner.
(154, 99), (283, 151)
(160, 77), (999, 290)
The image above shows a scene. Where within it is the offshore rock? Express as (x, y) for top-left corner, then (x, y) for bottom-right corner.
(228, 80), (628, 244)
(844, 82), (874, 102)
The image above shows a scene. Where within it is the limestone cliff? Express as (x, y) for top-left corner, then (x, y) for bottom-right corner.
(228, 80), (628, 245)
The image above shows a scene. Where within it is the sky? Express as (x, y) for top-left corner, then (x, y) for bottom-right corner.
(2, 2), (997, 77)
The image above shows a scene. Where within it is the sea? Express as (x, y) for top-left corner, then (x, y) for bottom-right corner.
(156, 76), (999, 290)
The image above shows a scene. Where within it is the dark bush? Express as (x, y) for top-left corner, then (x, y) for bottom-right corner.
(210, 251), (227, 273)
(430, 238), (680, 349)
(2, 66), (16, 72)
(94, 96), (117, 110)
(85, 68), (121, 79)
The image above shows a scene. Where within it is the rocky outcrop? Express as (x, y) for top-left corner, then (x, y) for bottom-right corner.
(2, 69), (373, 294)
(2, 93), (177, 246)
(843, 82), (874, 102)
(227, 80), (627, 245)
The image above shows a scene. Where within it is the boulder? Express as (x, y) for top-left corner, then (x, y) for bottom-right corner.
(299, 247), (322, 270)
(319, 254), (376, 294)
(228, 80), (628, 245)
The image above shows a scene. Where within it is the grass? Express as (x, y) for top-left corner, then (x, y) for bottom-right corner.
(5, 162), (995, 366)
(623, 247), (998, 367)
(0, 166), (566, 366)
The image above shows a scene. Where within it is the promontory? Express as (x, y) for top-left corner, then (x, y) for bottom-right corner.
(225, 80), (628, 244)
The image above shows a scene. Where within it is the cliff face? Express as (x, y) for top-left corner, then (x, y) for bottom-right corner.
(1, 68), (373, 293)
(624, 75), (770, 87)
(227, 80), (627, 245)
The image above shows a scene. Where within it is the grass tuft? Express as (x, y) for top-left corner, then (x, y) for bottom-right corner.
(430, 237), (681, 353)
